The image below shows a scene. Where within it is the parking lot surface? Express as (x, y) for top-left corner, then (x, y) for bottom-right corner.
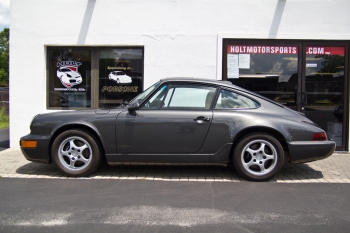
(1, 148), (350, 183)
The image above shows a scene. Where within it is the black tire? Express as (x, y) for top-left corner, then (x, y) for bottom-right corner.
(51, 129), (101, 177)
(233, 133), (284, 181)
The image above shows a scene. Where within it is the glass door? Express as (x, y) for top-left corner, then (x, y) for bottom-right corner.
(303, 45), (346, 150)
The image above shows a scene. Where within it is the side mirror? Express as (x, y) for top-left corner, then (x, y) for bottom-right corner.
(127, 102), (140, 112)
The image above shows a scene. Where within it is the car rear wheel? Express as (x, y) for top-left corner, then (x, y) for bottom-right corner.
(51, 129), (101, 177)
(233, 133), (284, 181)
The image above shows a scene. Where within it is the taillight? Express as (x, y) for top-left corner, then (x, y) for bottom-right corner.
(312, 132), (327, 141)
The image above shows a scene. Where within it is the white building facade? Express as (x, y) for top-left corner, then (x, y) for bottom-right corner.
(10, 0), (350, 150)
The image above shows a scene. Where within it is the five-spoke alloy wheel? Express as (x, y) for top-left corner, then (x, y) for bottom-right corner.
(233, 133), (284, 181)
(51, 129), (101, 176)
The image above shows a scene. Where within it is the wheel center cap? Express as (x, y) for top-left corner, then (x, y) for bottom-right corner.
(256, 154), (263, 160)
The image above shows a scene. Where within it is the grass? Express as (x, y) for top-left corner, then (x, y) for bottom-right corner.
(0, 107), (9, 129)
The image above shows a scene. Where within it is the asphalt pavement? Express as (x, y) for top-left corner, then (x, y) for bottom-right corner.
(0, 178), (349, 232)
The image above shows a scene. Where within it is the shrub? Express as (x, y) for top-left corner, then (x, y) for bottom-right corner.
(0, 106), (9, 128)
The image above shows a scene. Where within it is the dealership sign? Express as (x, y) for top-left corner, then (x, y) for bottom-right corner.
(227, 45), (298, 54)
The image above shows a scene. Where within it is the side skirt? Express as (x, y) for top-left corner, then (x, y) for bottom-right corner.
(105, 143), (233, 165)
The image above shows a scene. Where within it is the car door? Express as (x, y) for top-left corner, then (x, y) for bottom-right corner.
(116, 83), (217, 155)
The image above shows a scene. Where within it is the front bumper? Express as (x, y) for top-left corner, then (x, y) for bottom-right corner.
(20, 134), (51, 164)
(287, 140), (336, 163)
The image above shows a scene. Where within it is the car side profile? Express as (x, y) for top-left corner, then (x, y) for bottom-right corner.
(20, 78), (335, 181)
(108, 71), (132, 84)
(56, 67), (83, 88)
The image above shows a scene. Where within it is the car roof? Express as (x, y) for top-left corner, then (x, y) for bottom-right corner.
(159, 77), (242, 89)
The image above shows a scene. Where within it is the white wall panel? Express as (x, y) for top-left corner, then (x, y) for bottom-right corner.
(10, 0), (350, 147)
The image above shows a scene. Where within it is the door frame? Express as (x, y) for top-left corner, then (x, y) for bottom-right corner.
(301, 41), (349, 151)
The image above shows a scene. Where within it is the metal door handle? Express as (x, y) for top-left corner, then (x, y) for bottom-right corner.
(194, 116), (211, 123)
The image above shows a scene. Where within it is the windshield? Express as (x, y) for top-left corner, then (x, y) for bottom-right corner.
(129, 81), (160, 105)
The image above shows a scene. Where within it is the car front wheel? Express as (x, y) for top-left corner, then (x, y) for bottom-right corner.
(51, 129), (101, 177)
(233, 133), (284, 181)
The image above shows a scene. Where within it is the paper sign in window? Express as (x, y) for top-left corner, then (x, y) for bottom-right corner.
(227, 54), (239, 78)
(239, 54), (250, 69)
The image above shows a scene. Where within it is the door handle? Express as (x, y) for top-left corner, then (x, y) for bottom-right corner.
(194, 116), (211, 123)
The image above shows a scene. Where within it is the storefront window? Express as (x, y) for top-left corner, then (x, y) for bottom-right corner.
(48, 48), (91, 108)
(225, 44), (299, 109)
(47, 46), (144, 109)
(99, 48), (144, 108)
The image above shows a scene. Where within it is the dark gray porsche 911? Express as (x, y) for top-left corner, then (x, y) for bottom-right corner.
(20, 78), (335, 181)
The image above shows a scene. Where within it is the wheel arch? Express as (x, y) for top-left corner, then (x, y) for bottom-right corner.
(48, 124), (106, 163)
(229, 126), (289, 162)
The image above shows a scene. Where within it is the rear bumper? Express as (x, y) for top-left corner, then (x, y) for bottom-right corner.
(20, 134), (51, 164)
(287, 140), (336, 163)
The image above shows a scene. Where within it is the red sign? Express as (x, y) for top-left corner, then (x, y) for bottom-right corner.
(227, 45), (298, 54)
(306, 47), (344, 55)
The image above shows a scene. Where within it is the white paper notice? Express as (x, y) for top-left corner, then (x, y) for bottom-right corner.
(227, 54), (239, 78)
(239, 54), (250, 69)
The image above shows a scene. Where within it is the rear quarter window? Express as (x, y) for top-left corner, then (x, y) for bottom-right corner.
(215, 89), (259, 109)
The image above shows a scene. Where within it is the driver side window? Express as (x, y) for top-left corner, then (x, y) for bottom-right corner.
(141, 84), (217, 110)
(163, 85), (216, 109)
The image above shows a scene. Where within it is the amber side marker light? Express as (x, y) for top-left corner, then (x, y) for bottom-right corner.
(312, 132), (327, 141)
(20, 140), (37, 148)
